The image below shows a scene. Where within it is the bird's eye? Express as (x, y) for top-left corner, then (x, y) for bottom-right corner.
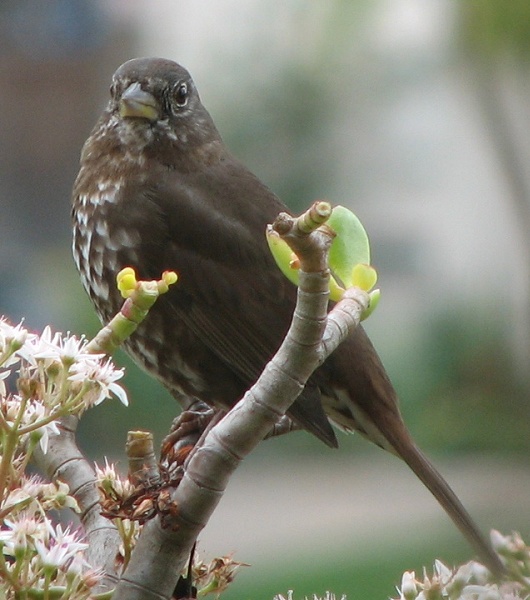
(174, 83), (189, 107)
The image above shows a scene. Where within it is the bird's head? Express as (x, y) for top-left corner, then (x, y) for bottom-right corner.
(100, 57), (221, 156)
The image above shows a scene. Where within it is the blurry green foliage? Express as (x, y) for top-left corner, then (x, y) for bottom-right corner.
(222, 532), (474, 600)
(401, 307), (530, 456)
(78, 351), (177, 460)
(458, 0), (530, 59)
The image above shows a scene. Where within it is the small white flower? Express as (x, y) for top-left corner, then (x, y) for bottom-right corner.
(69, 357), (128, 407)
(399, 571), (418, 600)
(0, 318), (30, 368)
(2, 475), (45, 513)
(60, 337), (95, 369)
(12, 398), (61, 453)
(21, 326), (100, 369)
(0, 514), (48, 556)
(467, 561), (491, 585)
(490, 530), (509, 554)
(66, 550), (92, 578)
(2, 394), (27, 423)
(35, 524), (88, 571)
(36, 420), (62, 453)
(95, 458), (135, 500)
(17, 326), (56, 367)
(3, 399), (58, 452)
(39, 479), (80, 512)
(434, 559), (452, 585)
(16, 325), (54, 366)
(0, 318), (29, 349)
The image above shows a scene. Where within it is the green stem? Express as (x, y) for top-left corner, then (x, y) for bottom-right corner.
(0, 422), (19, 504)
(0, 408), (11, 433)
(197, 579), (219, 597)
(51, 361), (73, 411)
(15, 381), (91, 438)
(0, 385), (40, 503)
(0, 546), (19, 589)
(0, 347), (16, 368)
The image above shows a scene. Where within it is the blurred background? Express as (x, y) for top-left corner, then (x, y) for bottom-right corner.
(1, 0), (530, 597)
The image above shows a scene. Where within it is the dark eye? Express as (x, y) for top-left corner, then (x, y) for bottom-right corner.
(174, 82), (189, 107)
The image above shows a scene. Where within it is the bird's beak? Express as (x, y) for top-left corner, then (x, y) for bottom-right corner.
(119, 82), (159, 121)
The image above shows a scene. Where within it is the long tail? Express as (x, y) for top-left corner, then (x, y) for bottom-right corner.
(329, 327), (506, 577)
(389, 429), (505, 577)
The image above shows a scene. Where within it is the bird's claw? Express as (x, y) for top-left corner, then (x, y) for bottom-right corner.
(161, 404), (216, 465)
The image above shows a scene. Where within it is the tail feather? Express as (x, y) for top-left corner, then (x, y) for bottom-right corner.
(326, 327), (505, 577)
(390, 432), (505, 577)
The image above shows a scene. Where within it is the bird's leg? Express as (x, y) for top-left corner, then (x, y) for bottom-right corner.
(161, 399), (216, 464)
(264, 415), (302, 440)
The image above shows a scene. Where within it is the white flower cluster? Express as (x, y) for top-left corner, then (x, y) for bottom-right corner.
(394, 535), (529, 600)
(395, 560), (494, 600)
(0, 471), (99, 595)
(0, 317), (128, 453)
(0, 510), (99, 597)
(0, 318), (128, 596)
(274, 592), (347, 600)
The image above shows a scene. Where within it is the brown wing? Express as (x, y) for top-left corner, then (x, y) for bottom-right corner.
(110, 156), (338, 447)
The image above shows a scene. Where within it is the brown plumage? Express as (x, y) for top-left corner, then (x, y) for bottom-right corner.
(72, 57), (503, 575)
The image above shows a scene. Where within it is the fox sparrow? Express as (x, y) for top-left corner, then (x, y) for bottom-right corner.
(72, 57), (503, 574)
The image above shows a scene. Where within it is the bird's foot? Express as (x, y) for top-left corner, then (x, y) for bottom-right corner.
(161, 402), (216, 465)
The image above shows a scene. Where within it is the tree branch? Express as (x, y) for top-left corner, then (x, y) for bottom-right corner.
(32, 416), (121, 593)
(112, 202), (369, 599)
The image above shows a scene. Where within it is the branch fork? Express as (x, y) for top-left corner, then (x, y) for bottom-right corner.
(34, 202), (369, 599)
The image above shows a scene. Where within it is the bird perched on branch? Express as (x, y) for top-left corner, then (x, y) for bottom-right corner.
(72, 57), (503, 576)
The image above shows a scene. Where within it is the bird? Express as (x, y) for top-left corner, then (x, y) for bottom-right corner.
(72, 57), (504, 576)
